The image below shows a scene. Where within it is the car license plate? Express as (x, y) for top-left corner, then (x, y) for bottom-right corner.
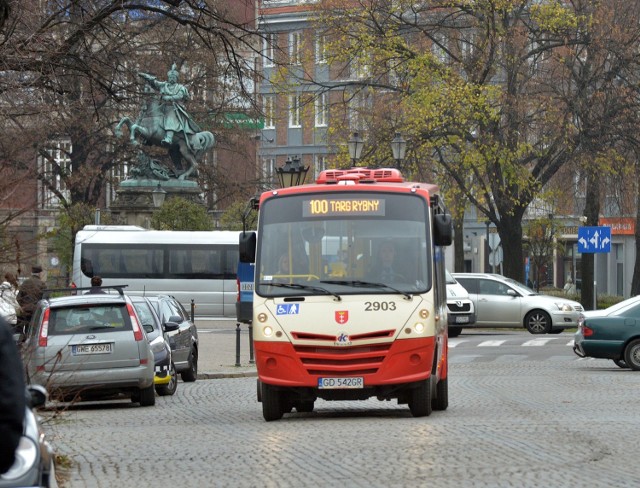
(455, 316), (470, 324)
(318, 377), (364, 389)
(71, 343), (113, 355)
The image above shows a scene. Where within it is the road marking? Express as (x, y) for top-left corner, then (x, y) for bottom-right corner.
(567, 340), (575, 346)
(478, 340), (507, 347)
(448, 340), (466, 348)
(522, 338), (555, 346)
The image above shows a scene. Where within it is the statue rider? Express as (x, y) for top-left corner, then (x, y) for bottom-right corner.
(138, 63), (201, 147)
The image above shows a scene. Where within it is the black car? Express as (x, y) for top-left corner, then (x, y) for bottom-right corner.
(129, 296), (179, 396)
(143, 295), (199, 382)
(0, 385), (55, 488)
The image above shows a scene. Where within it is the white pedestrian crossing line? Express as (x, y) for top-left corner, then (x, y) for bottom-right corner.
(448, 337), (576, 347)
(522, 338), (554, 346)
(478, 340), (507, 347)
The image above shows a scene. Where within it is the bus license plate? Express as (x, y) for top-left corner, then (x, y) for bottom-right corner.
(318, 377), (364, 389)
(72, 343), (113, 355)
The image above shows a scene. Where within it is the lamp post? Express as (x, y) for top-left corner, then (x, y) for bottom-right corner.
(276, 156), (309, 188)
(152, 183), (166, 208)
(348, 132), (364, 165)
(390, 132), (407, 168)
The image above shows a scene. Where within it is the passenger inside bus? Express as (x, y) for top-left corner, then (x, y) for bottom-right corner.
(367, 241), (405, 282)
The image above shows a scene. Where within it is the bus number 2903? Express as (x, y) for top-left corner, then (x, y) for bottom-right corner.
(365, 301), (396, 311)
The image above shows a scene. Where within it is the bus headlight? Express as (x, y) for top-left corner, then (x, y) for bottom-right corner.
(263, 326), (274, 337)
(414, 323), (425, 334)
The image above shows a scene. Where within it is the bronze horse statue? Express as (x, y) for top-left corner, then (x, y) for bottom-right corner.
(115, 93), (214, 180)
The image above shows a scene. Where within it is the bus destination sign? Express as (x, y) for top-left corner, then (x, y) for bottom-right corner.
(303, 198), (386, 217)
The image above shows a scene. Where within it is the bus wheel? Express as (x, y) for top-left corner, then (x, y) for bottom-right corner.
(431, 377), (448, 411)
(295, 400), (314, 413)
(261, 383), (284, 421)
(448, 327), (462, 338)
(408, 378), (432, 417)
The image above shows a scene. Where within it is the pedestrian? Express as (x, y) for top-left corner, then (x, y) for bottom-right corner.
(0, 315), (26, 474)
(564, 277), (576, 295)
(0, 272), (21, 328)
(85, 275), (107, 294)
(17, 265), (46, 332)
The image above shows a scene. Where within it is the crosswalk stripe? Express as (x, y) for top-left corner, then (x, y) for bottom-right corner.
(522, 338), (554, 346)
(478, 340), (507, 347)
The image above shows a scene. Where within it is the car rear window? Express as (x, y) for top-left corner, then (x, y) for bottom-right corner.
(48, 305), (131, 335)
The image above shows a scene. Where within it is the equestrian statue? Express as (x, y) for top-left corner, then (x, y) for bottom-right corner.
(115, 63), (215, 180)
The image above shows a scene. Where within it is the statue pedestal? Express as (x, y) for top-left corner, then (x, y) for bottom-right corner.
(110, 179), (205, 228)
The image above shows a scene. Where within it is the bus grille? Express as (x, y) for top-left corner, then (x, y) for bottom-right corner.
(292, 341), (393, 376)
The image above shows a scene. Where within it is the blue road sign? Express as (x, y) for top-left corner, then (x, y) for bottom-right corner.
(577, 226), (611, 253)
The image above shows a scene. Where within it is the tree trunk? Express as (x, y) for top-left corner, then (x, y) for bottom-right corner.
(454, 217), (464, 272)
(580, 171), (600, 310)
(497, 214), (525, 283)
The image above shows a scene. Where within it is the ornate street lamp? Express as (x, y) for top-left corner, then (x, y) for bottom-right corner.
(347, 132), (364, 164)
(390, 132), (407, 166)
(276, 156), (309, 188)
(152, 183), (167, 208)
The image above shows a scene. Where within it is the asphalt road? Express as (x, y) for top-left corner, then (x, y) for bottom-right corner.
(43, 329), (640, 488)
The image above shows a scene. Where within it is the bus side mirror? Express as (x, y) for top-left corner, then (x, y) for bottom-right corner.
(239, 232), (257, 263)
(434, 214), (453, 246)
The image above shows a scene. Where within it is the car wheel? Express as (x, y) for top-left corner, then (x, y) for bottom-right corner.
(181, 347), (198, 382)
(408, 378), (432, 417)
(156, 363), (178, 396)
(137, 384), (156, 407)
(295, 400), (314, 413)
(448, 327), (462, 338)
(261, 382), (284, 421)
(524, 310), (551, 334)
(613, 359), (629, 369)
(431, 377), (448, 411)
(623, 339), (640, 371)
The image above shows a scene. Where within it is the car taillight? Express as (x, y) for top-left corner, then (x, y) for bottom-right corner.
(38, 308), (50, 347)
(127, 303), (144, 341)
(581, 325), (594, 337)
(236, 277), (240, 302)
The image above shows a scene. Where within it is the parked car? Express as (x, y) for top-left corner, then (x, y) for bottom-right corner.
(574, 295), (640, 369)
(129, 295), (179, 396)
(0, 385), (55, 488)
(445, 270), (475, 338)
(452, 273), (584, 334)
(23, 288), (156, 406)
(142, 295), (199, 382)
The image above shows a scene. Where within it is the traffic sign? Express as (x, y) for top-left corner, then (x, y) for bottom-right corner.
(577, 226), (611, 253)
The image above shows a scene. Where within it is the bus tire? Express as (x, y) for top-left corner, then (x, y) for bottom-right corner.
(295, 400), (314, 413)
(431, 377), (448, 411)
(408, 378), (432, 417)
(262, 383), (284, 421)
(448, 327), (462, 338)
(181, 347), (198, 382)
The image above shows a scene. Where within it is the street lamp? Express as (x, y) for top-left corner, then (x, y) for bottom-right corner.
(348, 132), (364, 164)
(276, 156), (309, 188)
(152, 183), (166, 208)
(390, 132), (407, 167)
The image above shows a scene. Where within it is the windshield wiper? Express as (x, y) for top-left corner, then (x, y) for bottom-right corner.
(320, 280), (412, 300)
(262, 282), (341, 301)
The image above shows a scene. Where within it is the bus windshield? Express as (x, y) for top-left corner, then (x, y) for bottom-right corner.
(256, 191), (431, 297)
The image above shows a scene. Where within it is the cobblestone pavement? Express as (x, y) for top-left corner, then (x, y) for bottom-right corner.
(44, 331), (640, 487)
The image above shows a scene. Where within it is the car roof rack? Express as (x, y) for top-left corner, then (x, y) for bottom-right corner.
(43, 285), (128, 299)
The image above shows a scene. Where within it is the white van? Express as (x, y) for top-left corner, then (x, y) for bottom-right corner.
(72, 225), (241, 318)
(446, 270), (476, 337)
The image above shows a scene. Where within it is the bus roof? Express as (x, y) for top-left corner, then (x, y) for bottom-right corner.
(75, 228), (242, 245)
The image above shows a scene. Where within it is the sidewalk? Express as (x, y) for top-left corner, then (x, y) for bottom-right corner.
(193, 319), (257, 379)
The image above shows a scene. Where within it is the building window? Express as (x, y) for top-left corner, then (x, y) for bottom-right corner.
(39, 139), (72, 209)
(264, 33), (275, 68)
(263, 157), (276, 187)
(289, 94), (301, 128)
(432, 33), (448, 63)
(315, 92), (328, 127)
(314, 155), (327, 179)
(264, 94), (275, 129)
(315, 33), (327, 64)
(289, 31), (302, 66)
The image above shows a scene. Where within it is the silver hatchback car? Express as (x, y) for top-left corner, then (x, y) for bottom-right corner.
(23, 289), (156, 406)
(452, 273), (583, 334)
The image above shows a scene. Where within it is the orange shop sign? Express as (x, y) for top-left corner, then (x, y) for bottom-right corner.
(599, 217), (635, 235)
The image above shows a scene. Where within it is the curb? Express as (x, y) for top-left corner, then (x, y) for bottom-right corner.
(197, 370), (257, 380)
